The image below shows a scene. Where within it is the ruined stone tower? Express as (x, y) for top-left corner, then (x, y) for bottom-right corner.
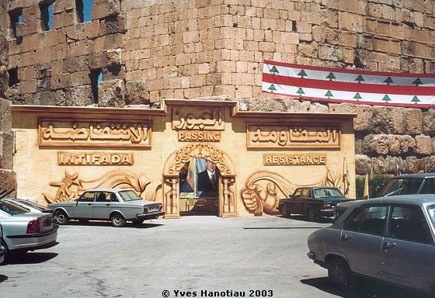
(1, 0), (434, 179)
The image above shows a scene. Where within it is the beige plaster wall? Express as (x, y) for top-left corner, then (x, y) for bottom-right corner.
(12, 102), (355, 217)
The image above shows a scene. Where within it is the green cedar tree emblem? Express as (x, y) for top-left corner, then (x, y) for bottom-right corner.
(296, 88), (305, 95)
(355, 75), (365, 83)
(298, 69), (307, 78)
(269, 65), (279, 74)
(268, 84), (277, 92)
(412, 78), (423, 86)
(324, 90), (334, 98)
(384, 77), (394, 85)
(411, 96), (420, 104)
(382, 94), (392, 103)
(326, 72), (336, 81)
(353, 92), (362, 100)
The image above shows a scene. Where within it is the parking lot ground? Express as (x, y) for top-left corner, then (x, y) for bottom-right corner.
(0, 215), (427, 298)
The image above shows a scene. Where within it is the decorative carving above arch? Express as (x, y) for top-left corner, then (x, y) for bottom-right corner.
(163, 143), (234, 177)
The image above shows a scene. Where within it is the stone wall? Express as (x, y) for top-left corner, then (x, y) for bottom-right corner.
(0, 0), (16, 196)
(7, 0), (127, 106)
(2, 0), (435, 177)
(4, 0), (434, 104)
(123, 0), (433, 100)
(239, 97), (435, 175)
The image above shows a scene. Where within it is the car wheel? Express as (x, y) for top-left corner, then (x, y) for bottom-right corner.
(111, 213), (126, 227)
(1, 239), (9, 262)
(328, 258), (350, 286)
(54, 210), (69, 225)
(308, 208), (316, 221)
(280, 205), (290, 218)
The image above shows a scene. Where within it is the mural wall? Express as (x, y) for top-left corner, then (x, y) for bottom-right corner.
(12, 99), (356, 217)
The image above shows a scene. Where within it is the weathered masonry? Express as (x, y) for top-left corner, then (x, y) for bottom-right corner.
(12, 100), (356, 218)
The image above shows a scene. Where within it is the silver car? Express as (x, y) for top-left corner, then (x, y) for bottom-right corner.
(3, 198), (52, 213)
(307, 195), (435, 295)
(0, 200), (58, 258)
(49, 189), (165, 227)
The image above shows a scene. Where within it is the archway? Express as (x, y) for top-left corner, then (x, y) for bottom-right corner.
(163, 144), (236, 218)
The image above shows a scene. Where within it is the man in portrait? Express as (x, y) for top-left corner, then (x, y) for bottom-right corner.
(197, 159), (219, 196)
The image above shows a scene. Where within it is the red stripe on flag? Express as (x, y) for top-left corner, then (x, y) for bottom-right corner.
(264, 60), (435, 78)
(262, 90), (435, 108)
(263, 74), (435, 96)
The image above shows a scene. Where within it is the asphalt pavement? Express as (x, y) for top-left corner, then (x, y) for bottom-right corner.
(0, 215), (426, 298)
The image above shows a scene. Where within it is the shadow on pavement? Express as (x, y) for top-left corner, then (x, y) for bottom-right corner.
(281, 215), (334, 224)
(4, 252), (58, 265)
(66, 221), (164, 229)
(301, 277), (429, 298)
(0, 275), (8, 283)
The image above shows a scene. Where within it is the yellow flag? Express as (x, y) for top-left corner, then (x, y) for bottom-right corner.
(363, 173), (369, 199)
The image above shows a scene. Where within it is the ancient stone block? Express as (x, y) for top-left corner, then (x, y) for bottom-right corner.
(0, 169), (16, 196)
(329, 103), (374, 132)
(0, 132), (13, 169)
(371, 106), (406, 134)
(362, 134), (415, 156)
(0, 98), (11, 132)
(405, 108), (423, 135)
(415, 135), (432, 155)
(93, 0), (121, 20)
(98, 79), (125, 107)
(423, 108), (435, 137)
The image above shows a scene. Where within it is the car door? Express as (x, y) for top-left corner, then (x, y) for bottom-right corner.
(287, 188), (303, 214)
(340, 205), (388, 278)
(381, 204), (435, 293)
(92, 191), (116, 219)
(72, 191), (95, 218)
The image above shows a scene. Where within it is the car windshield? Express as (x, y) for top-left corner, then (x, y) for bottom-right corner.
(16, 199), (50, 211)
(313, 188), (343, 198)
(119, 190), (141, 201)
(380, 178), (423, 196)
(0, 200), (30, 215)
(428, 205), (435, 230)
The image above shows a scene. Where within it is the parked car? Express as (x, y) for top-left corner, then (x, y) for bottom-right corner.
(378, 173), (435, 197)
(0, 224), (5, 264)
(3, 198), (52, 213)
(49, 189), (165, 227)
(334, 173), (435, 221)
(307, 195), (435, 295)
(0, 199), (58, 258)
(278, 187), (352, 221)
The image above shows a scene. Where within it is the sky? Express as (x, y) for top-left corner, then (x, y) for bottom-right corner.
(83, 0), (93, 22)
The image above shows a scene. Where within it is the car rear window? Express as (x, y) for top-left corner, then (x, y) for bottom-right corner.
(0, 200), (29, 215)
(428, 205), (435, 230)
(421, 179), (435, 194)
(119, 190), (141, 201)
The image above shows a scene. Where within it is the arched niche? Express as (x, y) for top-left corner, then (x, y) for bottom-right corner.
(162, 143), (236, 218)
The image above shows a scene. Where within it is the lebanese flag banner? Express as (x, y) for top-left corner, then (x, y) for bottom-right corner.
(262, 60), (435, 107)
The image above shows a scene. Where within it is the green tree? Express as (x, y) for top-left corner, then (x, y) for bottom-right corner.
(355, 74), (365, 83)
(353, 92), (362, 100)
(324, 90), (334, 98)
(412, 78), (423, 86)
(382, 94), (392, 103)
(268, 84), (277, 92)
(296, 88), (305, 95)
(298, 69), (307, 78)
(269, 65), (279, 74)
(326, 72), (336, 81)
(384, 77), (394, 85)
(411, 96), (420, 104)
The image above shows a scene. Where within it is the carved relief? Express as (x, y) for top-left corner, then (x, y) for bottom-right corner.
(220, 176), (236, 216)
(178, 130), (221, 142)
(58, 152), (134, 166)
(324, 164), (350, 196)
(164, 143), (234, 176)
(263, 153), (326, 166)
(172, 107), (224, 131)
(39, 119), (151, 148)
(247, 123), (340, 149)
(241, 171), (324, 215)
(42, 170), (161, 204)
